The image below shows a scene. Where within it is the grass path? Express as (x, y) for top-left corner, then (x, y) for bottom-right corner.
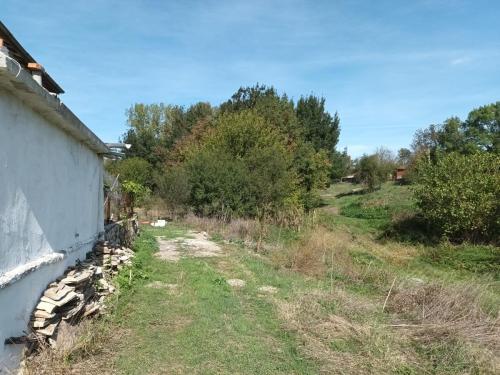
(107, 225), (318, 375)
(27, 183), (497, 374)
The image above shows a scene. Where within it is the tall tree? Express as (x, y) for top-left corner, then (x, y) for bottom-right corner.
(331, 148), (352, 179)
(123, 103), (166, 166)
(463, 102), (500, 153)
(220, 84), (299, 142)
(355, 154), (386, 191)
(374, 146), (397, 179)
(122, 102), (213, 166)
(296, 95), (340, 157)
(411, 101), (500, 160)
(437, 117), (466, 154)
(397, 148), (412, 166)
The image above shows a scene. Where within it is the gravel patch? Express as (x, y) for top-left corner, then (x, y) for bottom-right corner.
(227, 279), (246, 288)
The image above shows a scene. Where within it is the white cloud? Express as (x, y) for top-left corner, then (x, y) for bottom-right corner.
(450, 57), (471, 65)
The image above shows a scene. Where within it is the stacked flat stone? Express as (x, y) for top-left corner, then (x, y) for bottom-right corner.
(90, 242), (134, 276)
(28, 241), (134, 346)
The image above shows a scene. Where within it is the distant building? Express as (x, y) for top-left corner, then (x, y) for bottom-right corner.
(393, 167), (407, 181)
(0, 21), (109, 370)
(341, 174), (356, 183)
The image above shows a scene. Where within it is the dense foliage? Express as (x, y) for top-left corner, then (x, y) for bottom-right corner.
(414, 153), (500, 242)
(355, 154), (387, 191)
(122, 102), (213, 166)
(412, 102), (500, 158)
(106, 157), (153, 188)
(187, 110), (298, 218)
(112, 84), (340, 220)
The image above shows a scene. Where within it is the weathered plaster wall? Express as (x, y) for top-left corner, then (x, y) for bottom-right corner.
(0, 88), (104, 370)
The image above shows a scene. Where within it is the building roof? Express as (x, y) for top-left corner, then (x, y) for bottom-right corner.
(0, 21), (109, 155)
(0, 21), (64, 94)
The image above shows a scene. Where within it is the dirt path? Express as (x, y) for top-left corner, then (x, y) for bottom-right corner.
(155, 230), (223, 262)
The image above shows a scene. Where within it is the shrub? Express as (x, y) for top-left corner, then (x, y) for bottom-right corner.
(186, 110), (300, 219)
(106, 157), (153, 188)
(154, 165), (191, 212)
(122, 180), (151, 213)
(413, 153), (499, 242)
(356, 154), (387, 191)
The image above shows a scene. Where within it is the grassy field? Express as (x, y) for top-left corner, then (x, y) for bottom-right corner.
(26, 182), (499, 374)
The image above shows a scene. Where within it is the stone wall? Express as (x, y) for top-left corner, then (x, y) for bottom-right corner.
(104, 218), (139, 248)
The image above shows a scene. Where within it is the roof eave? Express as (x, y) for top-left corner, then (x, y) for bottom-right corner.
(0, 52), (109, 155)
(0, 21), (64, 94)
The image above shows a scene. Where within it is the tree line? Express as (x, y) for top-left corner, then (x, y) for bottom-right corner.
(108, 84), (345, 222)
(347, 101), (499, 243)
(409, 102), (499, 243)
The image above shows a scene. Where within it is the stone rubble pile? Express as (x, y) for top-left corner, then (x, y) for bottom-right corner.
(28, 241), (134, 347)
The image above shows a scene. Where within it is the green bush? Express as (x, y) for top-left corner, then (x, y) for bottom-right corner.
(106, 157), (153, 188)
(122, 180), (151, 211)
(186, 110), (299, 219)
(154, 165), (191, 210)
(356, 154), (387, 191)
(414, 153), (499, 242)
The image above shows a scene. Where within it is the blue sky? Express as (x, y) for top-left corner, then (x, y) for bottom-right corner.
(2, 0), (499, 157)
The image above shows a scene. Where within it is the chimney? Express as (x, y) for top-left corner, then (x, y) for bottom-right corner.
(0, 38), (9, 56)
(27, 62), (44, 86)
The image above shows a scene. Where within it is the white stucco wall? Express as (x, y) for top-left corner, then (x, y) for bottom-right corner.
(0, 88), (104, 370)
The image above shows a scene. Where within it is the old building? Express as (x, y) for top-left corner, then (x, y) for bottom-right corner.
(393, 167), (407, 182)
(0, 22), (108, 370)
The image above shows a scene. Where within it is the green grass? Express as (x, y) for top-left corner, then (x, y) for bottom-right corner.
(106, 228), (317, 374)
(324, 182), (414, 226)
(34, 182), (497, 374)
(320, 182), (499, 277)
(421, 243), (500, 277)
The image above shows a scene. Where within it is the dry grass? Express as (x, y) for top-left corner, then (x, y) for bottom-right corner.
(182, 213), (260, 243)
(292, 228), (339, 273)
(21, 319), (120, 375)
(272, 226), (393, 290)
(358, 236), (420, 265)
(275, 290), (419, 374)
(267, 224), (499, 373)
(387, 281), (500, 364)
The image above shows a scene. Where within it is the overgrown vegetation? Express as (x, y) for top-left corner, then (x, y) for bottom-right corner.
(74, 93), (500, 374)
(414, 152), (499, 243)
(26, 182), (499, 374)
(108, 84), (339, 220)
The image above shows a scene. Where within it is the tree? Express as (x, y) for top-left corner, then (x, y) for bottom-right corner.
(106, 157), (153, 188)
(185, 102), (213, 129)
(219, 84), (300, 143)
(438, 117), (465, 153)
(118, 85), (343, 218)
(411, 102), (500, 160)
(122, 103), (169, 166)
(154, 165), (191, 211)
(331, 148), (352, 180)
(414, 152), (500, 242)
(293, 143), (331, 209)
(374, 146), (397, 180)
(122, 102), (213, 167)
(356, 154), (386, 191)
(122, 181), (151, 214)
(412, 124), (440, 161)
(397, 148), (412, 166)
(463, 102), (500, 153)
(186, 110), (299, 219)
(296, 95), (340, 158)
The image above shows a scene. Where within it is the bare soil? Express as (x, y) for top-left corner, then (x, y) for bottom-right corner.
(155, 231), (223, 262)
